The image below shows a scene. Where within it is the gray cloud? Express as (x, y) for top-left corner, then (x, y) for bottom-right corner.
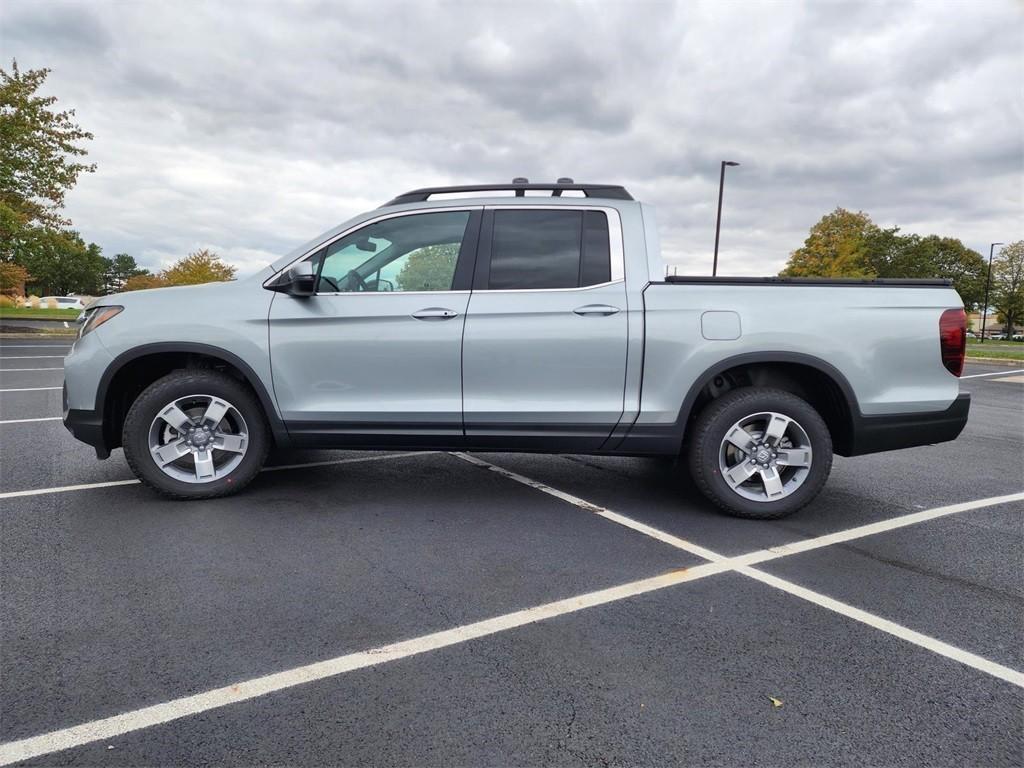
(0, 0), (1020, 276)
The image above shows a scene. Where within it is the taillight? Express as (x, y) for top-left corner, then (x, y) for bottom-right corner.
(939, 308), (966, 377)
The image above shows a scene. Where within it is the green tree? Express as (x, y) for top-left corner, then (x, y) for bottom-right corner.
(103, 253), (149, 292)
(396, 244), (458, 291)
(0, 60), (95, 261)
(20, 228), (106, 295)
(863, 233), (987, 310)
(992, 241), (1024, 338)
(162, 249), (237, 286)
(779, 208), (880, 278)
(122, 273), (167, 292)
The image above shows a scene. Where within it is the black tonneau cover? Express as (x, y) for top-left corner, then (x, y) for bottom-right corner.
(662, 276), (952, 287)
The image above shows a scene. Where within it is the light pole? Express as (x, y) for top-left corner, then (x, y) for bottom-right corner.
(712, 161), (740, 276)
(980, 242), (1003, 343)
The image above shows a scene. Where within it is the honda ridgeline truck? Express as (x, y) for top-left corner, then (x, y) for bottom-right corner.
(63, 181), (970, 518)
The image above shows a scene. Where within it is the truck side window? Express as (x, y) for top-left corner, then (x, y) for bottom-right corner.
(314, 211), (471, 293)
(488, 210), (612, 290)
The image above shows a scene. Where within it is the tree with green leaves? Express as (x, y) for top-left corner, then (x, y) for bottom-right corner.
(779, 208), (880, 278)
(103, 253), (149, 292)
(992, 241), (1024, 338)
(161, 249), (237, 286)
(1, 60), (95, 262)
(396, 244), (458, 291)
(780, 209), (987, 309)
(20, 228), (107, 295)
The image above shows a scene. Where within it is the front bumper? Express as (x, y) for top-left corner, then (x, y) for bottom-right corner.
(845, 392), (971, 456)
(63, 384), (110, 459)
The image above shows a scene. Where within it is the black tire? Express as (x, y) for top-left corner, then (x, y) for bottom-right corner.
(122, 369), (270, 500)
(687, 387), (832, 519)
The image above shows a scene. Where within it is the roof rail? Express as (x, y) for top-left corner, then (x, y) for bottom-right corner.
(382, 180), (634, 207)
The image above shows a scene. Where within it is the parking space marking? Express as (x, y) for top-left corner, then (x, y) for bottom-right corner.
(0, 386), (62, 392)
(452, 452), (724, 561)
(735, 565), (1024, 688)
(0, 563), (730, 766)
(0, 416), (63, 425)
(731, 491), (1024, 567)
(0, 367), (64, 371)
(0, 451), (434, 500)
(1, 453), (1020, 763)
(960, 368), (1024, 379)
(454, 454), (1024, 689)
(0, 355), (65, 359)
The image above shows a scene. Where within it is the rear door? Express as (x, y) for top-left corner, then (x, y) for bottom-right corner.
(268, 208), (480, 446)
(461, 206), (629, 450)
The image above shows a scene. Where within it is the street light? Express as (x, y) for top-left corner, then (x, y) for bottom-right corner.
(713, 160), (740, 276)
(980, 242), (1003, 343)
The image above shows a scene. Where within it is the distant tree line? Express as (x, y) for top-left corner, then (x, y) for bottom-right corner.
(0, 61), (235, 300)
(780, 208), (1023, 336)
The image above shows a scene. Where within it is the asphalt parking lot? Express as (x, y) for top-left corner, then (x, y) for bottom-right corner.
(1, 337), (1022, 766)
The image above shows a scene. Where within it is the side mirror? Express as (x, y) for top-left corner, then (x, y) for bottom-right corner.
(266, 262), (316, 296)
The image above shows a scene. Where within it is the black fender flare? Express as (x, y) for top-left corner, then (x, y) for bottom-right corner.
(96, 341), (290, 446)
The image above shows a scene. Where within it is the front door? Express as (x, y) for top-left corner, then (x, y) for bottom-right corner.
(461, 206), (629, 450)
(269, 208), (480, 446)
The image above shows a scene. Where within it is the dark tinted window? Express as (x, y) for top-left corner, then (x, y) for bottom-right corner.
(489, 210), (581, 290)
(580, 210), (611, 286)
(488, 209), (611, 290)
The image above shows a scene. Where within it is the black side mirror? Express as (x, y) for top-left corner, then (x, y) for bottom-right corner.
(266, 262), (316, 296)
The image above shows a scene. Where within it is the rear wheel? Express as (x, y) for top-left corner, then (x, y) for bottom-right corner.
(688, 388), (832, 519)
(122, 369), (270, 499)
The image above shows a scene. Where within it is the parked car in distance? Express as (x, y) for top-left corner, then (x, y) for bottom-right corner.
(24, 296), (87, 310)
(62, 180), (971, 518)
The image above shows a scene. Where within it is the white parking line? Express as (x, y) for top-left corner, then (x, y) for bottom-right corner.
(0, 345), (72, 348)
(0, 563), (727, 766)
(0, 367), (64, 371)
(731, 491), (1024, 567)
(452, 454), (1024, 689)
(0, 416), (63, 425)
(0, 386), (62, 392)
(960, 368), (1024, 379)
(0, 451), (433, 500)
(0, 355), (65, 359)
(1, 466), (1020, 765)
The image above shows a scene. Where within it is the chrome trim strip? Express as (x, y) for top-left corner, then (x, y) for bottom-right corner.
(313, 290), (471, 297)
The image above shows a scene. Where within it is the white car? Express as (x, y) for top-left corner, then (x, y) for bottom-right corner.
(23, 296), (86, 310)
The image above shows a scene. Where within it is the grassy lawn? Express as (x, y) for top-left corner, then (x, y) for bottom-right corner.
(966, 339), (1024, 361)
(0, 306), (82, 320)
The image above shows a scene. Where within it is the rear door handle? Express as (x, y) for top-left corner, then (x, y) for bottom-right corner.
(412, 307), (459, 321)
(573, 304), (620, 317)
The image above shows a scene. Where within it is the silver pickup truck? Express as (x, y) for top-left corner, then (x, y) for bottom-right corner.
(63, 181), (970, 518)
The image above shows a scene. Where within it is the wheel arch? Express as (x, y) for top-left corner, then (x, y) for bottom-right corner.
(97, 342), (287, 450)
(678, 352), (860, 455)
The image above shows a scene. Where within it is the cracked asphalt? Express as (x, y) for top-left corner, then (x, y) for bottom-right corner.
(1, 338), (1022, 766)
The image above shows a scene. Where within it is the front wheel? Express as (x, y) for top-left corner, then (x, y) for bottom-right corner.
(122, 369), (270, 499)
(687, 388), (832, 519)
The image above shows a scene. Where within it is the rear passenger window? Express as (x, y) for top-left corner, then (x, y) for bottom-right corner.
(487, 209), (612, 290)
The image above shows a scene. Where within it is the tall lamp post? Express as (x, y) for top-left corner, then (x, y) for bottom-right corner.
(712, 160), (740, 276)
(980, 242), (1003, 343)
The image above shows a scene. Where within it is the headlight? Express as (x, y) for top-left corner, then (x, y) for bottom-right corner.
(78, 305), (123, 338)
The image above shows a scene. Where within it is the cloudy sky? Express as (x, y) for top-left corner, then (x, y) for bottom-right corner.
(2, 0), (1021, 276)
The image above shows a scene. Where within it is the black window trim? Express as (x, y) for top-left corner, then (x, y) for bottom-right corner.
(472, 205), (623, 292)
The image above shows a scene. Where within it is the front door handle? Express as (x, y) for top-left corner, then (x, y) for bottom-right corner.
(412, 307), (459, 321)
(573, 304), (620, 317)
